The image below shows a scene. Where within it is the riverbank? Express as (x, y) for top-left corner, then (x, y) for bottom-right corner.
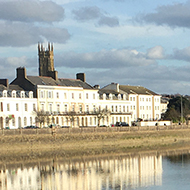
(1, 129), (190, 161)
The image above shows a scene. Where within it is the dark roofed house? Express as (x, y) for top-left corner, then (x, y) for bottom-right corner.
(10, 67), (95, 98)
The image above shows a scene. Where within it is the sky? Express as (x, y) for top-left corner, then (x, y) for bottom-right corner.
(1, 0), (190, 95)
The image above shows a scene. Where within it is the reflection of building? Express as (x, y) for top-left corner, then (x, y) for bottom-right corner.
(0, 155), (162, 190)
(0, 166), (41, 190)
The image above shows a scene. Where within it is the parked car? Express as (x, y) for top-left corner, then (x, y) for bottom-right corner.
(24, 125), (39, 129)
(115, 122), (129, 127)
(49, 124), (59, 128)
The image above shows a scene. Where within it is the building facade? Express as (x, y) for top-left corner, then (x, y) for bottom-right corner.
(7, 43), (165, 128)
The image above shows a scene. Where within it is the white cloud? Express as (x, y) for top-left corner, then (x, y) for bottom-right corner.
(147, 46), (165, 59)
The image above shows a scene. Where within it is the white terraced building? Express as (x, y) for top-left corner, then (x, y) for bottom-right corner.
(0, 79), (37, 129)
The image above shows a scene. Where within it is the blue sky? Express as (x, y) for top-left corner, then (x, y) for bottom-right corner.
(1, 0), (190, 95)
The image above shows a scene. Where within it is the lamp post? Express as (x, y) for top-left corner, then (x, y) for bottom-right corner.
(181, 95), (183, 124)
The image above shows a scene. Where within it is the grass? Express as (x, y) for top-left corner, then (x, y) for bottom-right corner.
(1, 129), (190, 161)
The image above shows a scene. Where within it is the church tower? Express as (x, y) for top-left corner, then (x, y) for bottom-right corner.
(38, 42), (58, 80)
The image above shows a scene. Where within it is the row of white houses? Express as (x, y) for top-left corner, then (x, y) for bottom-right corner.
(0, 67), (167, 129)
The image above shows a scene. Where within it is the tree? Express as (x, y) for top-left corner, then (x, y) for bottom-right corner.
(65, 111), (77, 128)
(33, 110), (50, 128)
(94, 108), (111, 127)
(163, 96), (190, 123)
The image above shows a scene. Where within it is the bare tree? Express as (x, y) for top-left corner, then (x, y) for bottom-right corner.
(65, 111), (77, 128)
(33, 109), (49, 128)
(94, 108), (111, 127)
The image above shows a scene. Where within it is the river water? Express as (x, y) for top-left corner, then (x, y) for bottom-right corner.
(1, 150), (190, 190)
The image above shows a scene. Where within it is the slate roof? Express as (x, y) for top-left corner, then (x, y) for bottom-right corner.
(0, 84), (23, 91)
(119, 85), (159, 95)
(98, 89), (126, 95)
(27, 76), (94, 89)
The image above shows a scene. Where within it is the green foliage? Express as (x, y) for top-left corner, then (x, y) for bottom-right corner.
(163, 96), (190, 122)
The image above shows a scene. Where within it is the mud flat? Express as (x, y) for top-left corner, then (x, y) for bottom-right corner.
(0, 129), (190, 162)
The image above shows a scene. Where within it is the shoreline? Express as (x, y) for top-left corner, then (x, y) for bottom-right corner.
(1, 129), (190, 161)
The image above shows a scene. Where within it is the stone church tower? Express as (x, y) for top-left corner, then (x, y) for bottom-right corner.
(38, 42), (58, 80)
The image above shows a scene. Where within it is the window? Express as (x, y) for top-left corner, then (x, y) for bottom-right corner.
(3, 91), (7, 97)
(7, 103), (10, 111)
(79, 93), (82, 99)
(40, 91), (44, 98)
(72, 93), (74, 99)
(49, 104), (52, 112)
(24, 103), (27, 111)
(94, 117), (96, 125)
(48, 91), (52, 98)
(72, 104), (75, 112)
(130, 97), (132, 101)
(57, 104), (60, 112)
(86, 93), (88, 99)
(93, 105), (96, 112)
(30, 117), (32, 125)
(0, 102), (3, 112)
(56, 92), (59, 99)
(123, 106), (125, 112)
(111, 106), (114, 112)
(12, 92), (16, 98)
(86, 105), (89, 112)
(12, 118), (15, 126)
(65, 104), (68, 112)
(21, 92), (25, 98)
(133, 97), (135, 101)
(119, 105), (121, 112)
(79, 105), (82, 113)
(133, 105), (135, 110)
(64, 92), (67, 99)
(93, 93), (95, 99)
(33, 104), (36, 111)
(24, 117), (27, 126)
(115, 106), (118, 112)
(29, 92), (33, 98)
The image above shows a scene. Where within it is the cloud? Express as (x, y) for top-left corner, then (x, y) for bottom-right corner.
(0, 0), (65, 23)
(172, 47), (190, 62)
(146, 46), (165, 59)
(137, 1), (190, 28)
(55, 49), (155, 69)
(0, 22), (70, 47)
(98, 16), (119, 27)
(72, 6), (119, 27)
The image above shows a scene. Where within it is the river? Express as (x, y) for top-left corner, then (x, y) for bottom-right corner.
(0, 150), (190, 190)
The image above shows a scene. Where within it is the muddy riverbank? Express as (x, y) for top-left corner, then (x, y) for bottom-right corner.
(1, 129), (190, 162)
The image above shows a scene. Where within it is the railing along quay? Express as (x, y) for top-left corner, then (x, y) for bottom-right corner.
(0, 124), (189, 136)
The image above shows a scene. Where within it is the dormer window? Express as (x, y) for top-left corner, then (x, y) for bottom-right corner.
(29, 91), (33, 98)
(123, 94), (126, 100)
(118, 94), (121, 100)
(109, 94), (112, 100)
(12, 91), (16, 98)
(21, 91), (25, 98)
(3, 90), (7, 97)
(103, 93), (106, 100)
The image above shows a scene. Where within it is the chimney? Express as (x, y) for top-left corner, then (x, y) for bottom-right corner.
(0, 79), (9, 87)
(48, 71), (58, 81)
(76, 73), (86, 82)
(94, 85), (100, 89)
(17, 67), (26, 79)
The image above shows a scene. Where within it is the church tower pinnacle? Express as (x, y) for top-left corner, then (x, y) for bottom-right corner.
(38, 42), (55, 77)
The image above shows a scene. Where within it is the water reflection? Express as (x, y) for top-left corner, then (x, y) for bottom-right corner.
(0, 153), (163, 190)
